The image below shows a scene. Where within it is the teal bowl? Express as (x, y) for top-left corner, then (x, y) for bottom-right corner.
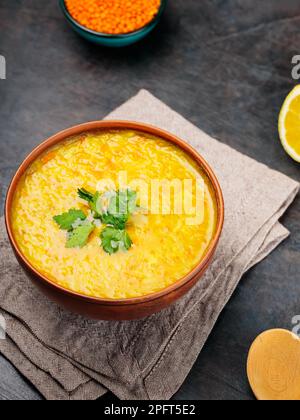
(59, 0), (167, 47)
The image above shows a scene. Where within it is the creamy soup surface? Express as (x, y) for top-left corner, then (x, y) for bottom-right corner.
(12, 130), (217, 299)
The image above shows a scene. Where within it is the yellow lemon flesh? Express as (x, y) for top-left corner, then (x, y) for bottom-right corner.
(279, 85), (300, 162)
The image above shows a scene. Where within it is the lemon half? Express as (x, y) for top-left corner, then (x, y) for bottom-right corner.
(278, 85), (300, 163)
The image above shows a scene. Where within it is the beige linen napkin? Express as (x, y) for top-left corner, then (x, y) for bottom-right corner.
(0, 90), (298, 400)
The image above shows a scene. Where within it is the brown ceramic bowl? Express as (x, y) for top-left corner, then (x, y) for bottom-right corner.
(5, 121), (224, 320)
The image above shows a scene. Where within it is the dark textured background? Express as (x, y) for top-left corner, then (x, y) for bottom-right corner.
(0, 0), (299, 400)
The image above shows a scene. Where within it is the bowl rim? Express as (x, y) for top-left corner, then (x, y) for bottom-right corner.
(59, 0), (168, 39)
(5, 120), (224, 307)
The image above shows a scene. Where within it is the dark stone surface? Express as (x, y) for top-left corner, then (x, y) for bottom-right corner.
(0, 0), (299, 400)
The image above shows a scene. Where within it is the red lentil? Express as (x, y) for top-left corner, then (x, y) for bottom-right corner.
(65, 0), (161, 35)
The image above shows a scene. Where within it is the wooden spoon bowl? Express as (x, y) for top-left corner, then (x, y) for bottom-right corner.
(247, 329), (300, 400)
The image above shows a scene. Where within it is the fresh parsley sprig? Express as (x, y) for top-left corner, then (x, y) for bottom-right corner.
(100, 227), (133, 255)
(53, 188), (139, 254)
(77, 188), (94, 203)
(78, 187), (138, 229)
(53, 209), (95, 249)
(66, 221), (95, 249)
(78, 188), (101, 216)
(53, 209), (86, 231)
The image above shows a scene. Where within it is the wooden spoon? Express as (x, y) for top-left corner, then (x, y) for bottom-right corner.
(247, 329), (300, 400)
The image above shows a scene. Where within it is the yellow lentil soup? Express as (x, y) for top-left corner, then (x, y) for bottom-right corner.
(11, 130), (217, 299)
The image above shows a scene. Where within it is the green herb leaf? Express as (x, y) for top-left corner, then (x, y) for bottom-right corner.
(78, 188), (138, 223)
(127, 189), (138, 214)
(78, 188), (94, 203)
(100, 227), (133, 255)
(55, 188), (139, 252)
(90, 191), (101, 216)
(78, 188), (103, 218)
(66, 222), (95, 249)
(99, 189), (137, 229)
(100, 213), (128, 230)
(108, 189), (138, 216)
(53, 209), (86, 231)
